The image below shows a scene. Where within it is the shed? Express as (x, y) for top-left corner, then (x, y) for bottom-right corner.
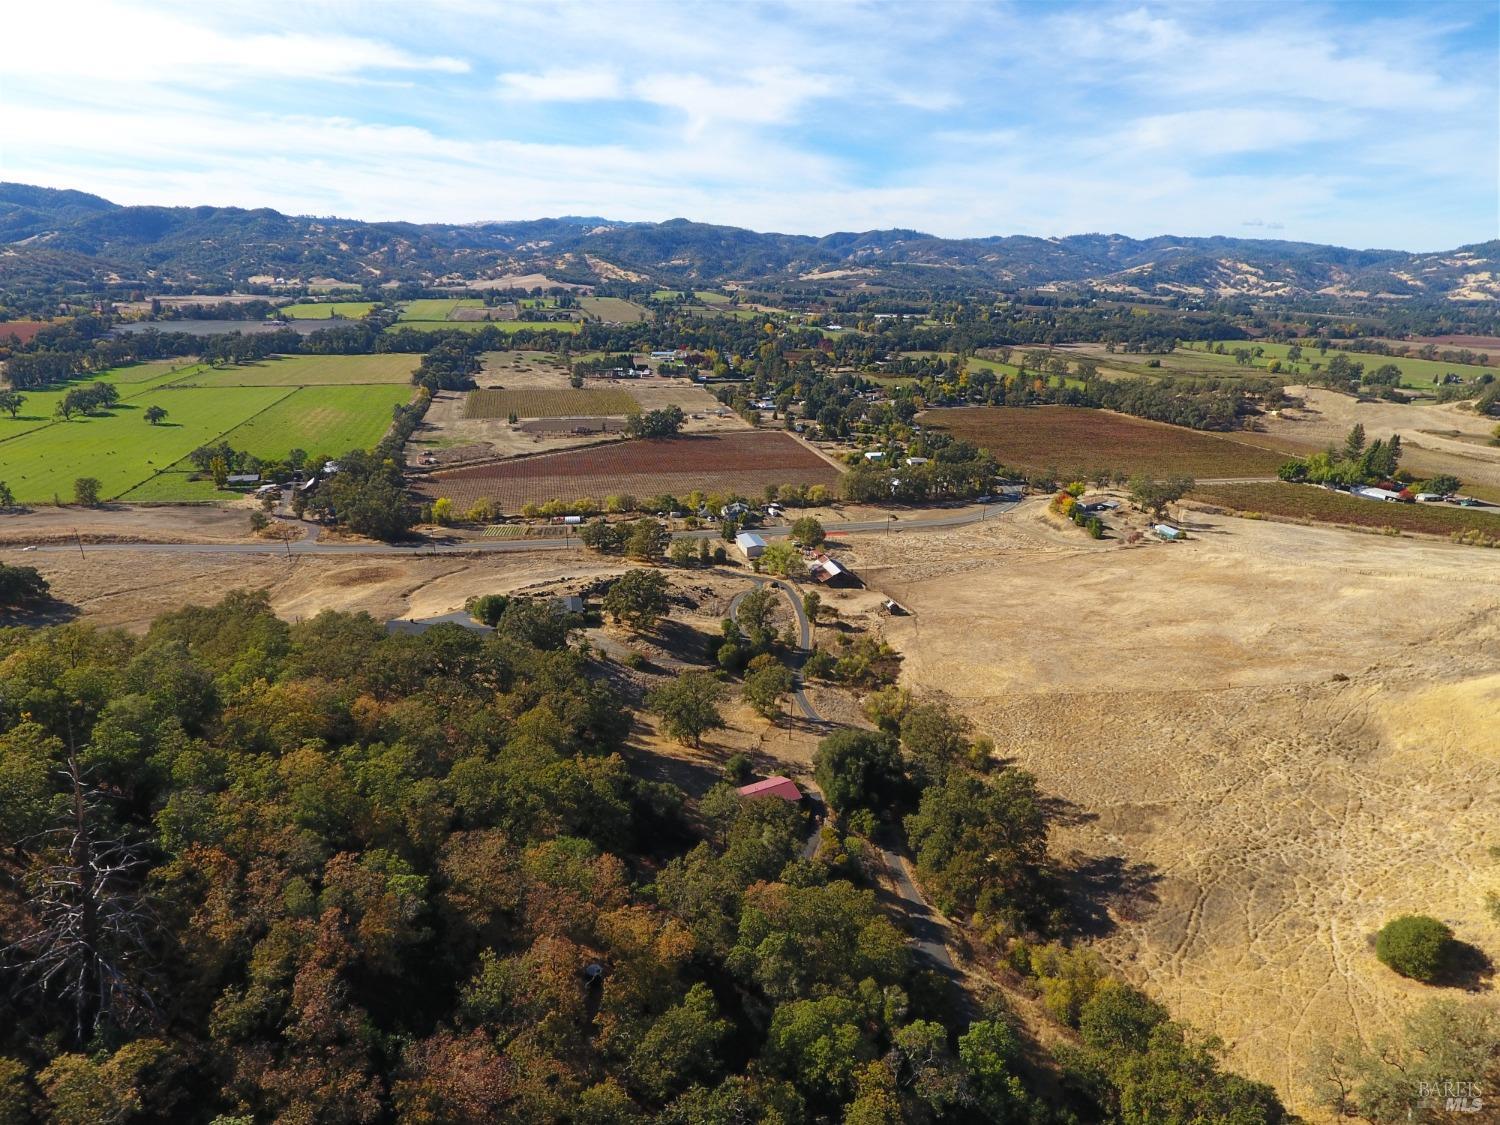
(1153, 524), (1185, 541)
(737, 776), (802, 802)
(1354, 487), (1406, 503)
(735, 531), (766, 559)
(557, 595), (585, 615)
(226, 473), (260, 485)
(863, 450), (885, 461)
(809, 555), (860, 588)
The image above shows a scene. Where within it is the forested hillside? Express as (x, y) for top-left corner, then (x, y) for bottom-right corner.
(0, 592), (1298, 1123)
(3, 183), (1495, 301)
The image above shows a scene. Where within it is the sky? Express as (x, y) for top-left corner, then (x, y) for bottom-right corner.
(2, 0), (1496, 250)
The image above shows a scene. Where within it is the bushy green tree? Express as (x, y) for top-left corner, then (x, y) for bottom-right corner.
(1375, 914), (1454, 982)
(647, 671), (725, 746)
(604, 569), (669, 632)
(813, 729), (904, 817)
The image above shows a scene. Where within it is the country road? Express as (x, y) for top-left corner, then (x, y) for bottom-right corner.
(14, 497), (1021, 558)
(730, 573), (959, 974)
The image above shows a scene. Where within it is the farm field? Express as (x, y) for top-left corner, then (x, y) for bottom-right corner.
(0, 356), (415, 502)
(178, 353), (417, 386)
(464, 386), (638, 419)
(0, 320), (51, 345)
(1190, 481), (1500, 538)
(398, 298), (482, 321)
(388, 318), (582, 334)
(414, 430), (841, 509)
(0, 386), (290, 503)
(923, 405), (1289, 478)
(277, 301), (375, 319)
(579, 296), (650, 322)
(1185, 340), (1500, 388)
(854, 504), (1500, 1117)
(651, 290), (730, 303)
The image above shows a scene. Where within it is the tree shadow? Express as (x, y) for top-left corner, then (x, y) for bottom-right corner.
(1436, 941), (1495, 991)
(0, 599), (80, 628)
(1056, 850), (1163, 938)
(1040, 793), (1098, 828)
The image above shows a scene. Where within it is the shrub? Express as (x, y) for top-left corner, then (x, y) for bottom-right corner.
(73, 477), (102, 507)
(723, 752), (753, 784)
(1375, 914), (1454, 982)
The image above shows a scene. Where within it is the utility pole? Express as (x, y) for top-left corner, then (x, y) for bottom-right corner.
(73, 529), (84, 559)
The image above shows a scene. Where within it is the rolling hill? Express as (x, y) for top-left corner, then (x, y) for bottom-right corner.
(2, 183), (1495, 301)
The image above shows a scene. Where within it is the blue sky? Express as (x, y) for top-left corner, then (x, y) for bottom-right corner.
(3, 0), (1496, 250)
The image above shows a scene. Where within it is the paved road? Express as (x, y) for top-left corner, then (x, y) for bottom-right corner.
(16, 498), (1021, 559)
(729, 573), (957, 971)
(729, 577), (820, 723)
(879, 833), (956, 971)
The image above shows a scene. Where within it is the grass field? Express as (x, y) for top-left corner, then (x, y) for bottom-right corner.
(1185, 341), (1500, 389)
(464, 387), (638, 419)
(0, 357), (415, 502)
(179, 354), (417, 387)
(414, 431), (841, 509)
(924, 405), (1289, 478)
(398, 299), (483, 322)
(388, 319), (582, 335)
(0, 387), (292, 503)
(580, 296), (651, 323)
(211, 385), (414, 460)
(1191, 481), (1500, 538)
(278, 302), (376, 319)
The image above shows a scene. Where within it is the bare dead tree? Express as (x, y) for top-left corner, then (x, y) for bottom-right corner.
(5, 753), (159, 1043)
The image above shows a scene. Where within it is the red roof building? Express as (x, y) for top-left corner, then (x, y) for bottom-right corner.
(736, 776), (803, 802)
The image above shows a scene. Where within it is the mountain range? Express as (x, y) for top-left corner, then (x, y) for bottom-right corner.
(2, 183), (1496, 302)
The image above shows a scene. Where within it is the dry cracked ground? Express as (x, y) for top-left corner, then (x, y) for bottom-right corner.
(850, 501), (1500, 1118)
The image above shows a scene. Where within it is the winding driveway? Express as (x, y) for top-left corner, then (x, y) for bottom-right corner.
(730, 574), (958, 973)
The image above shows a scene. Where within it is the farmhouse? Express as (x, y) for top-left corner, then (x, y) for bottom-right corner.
(736, 776), (802, 802)
(735, 531), (766, 560)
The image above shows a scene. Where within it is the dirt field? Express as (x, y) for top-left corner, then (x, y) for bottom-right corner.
(406, 352), (745, 466)
(1190, 481), (1500, 539)
(413, 431), (843, 509)
(1262, 386), (1500, 497)
(923, 406), (1289, 478)
(843, 500), (1500, 1118)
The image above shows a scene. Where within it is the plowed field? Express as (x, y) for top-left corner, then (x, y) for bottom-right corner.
(414, 431), (841, 508)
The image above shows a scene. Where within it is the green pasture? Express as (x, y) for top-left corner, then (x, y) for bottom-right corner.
(211, 385), (414, 462)
(398, 299), (482, 322)
(0, 387), (291, 503)
(387, 319), (581, 335)
(277, 302), (376, 319)
(580, 296), (651, 323)
(178, 354), (417, 387)
(0, 356), (417, 502)
(1186, 341), (1499, 389)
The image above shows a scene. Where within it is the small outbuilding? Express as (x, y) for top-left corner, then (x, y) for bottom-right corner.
(737, 776), (802, 802)
(1153, 524), (1186, 541)
(735, 531), (766, 560)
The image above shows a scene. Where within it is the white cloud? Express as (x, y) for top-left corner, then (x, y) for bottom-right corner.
(6, 1), (468, 83)
(1114, 108), (1328, 156)
(497, 68), (623, 102)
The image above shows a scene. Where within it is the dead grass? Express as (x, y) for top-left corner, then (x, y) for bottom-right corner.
(847, 502), (1500, 1118)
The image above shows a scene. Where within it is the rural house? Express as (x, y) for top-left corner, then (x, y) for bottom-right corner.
(736, 776), (802, 802)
